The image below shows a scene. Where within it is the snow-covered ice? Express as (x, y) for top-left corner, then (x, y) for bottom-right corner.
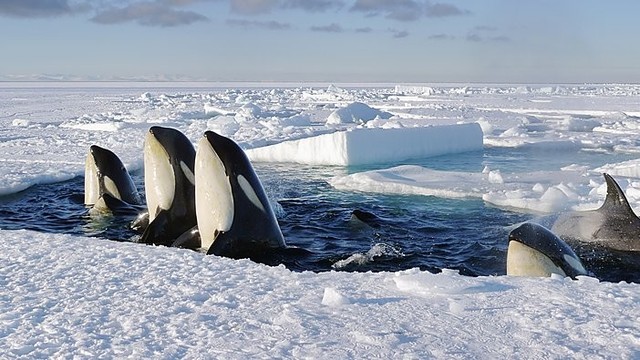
(246, 123), (483, 166)
(1, 82), (640, 358)
(325, 101), (392, 125)
(2, 230), (639, 358)
(328, 164), (637, 214)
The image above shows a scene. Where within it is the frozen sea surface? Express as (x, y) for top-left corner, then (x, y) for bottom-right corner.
(1, 82), (639, 358)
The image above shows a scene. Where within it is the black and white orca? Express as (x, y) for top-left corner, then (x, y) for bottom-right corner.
(195, 130), (286, 258)
(138, 126), (199, 248)
(507, 222), (588, 278)
(551, 173), (640, 252)
(84, 145), (141, 214)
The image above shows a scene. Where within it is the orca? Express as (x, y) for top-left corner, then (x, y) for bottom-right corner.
(551, 173), (640, 252)
(507, 222), (588, 278)
(84, 145), (141, 214)
(195, 130), (286, 258)
(138, 126), (199, 248)
(350, 209), (383, 229)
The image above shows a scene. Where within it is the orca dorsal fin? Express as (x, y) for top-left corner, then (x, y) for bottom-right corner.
(600, 173), (635, 215)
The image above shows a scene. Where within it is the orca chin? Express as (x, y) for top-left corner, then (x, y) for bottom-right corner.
(195, 130), (286, 258)
(507, 222), (587, 279)
(138, 126), (198, 248)
(84, 145), (141, 213)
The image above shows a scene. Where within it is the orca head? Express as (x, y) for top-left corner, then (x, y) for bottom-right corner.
(195, 130), (284, 254)
(200, 131), (267, 211)
(143, 126), (196, 221)
(194, 131), (236, 251)
(507, 222), (587, 279)
(84, 145), (140, 206)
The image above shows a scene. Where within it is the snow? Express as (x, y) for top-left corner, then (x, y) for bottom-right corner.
(2, 230), (638, 359)
(325, 101), (392, 125)
(1, 82), (640, 358)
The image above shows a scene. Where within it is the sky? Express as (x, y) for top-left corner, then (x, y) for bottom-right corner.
(1, 0), (640, 83)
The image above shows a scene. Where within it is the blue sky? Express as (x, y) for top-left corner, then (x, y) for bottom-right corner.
(1, 0), (639, 83)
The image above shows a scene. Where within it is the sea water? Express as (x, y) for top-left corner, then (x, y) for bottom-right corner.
(0, 146), (638, 282)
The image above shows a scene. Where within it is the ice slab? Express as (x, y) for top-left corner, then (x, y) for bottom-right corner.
(596, 159), (640, 178)
(245, 123), (483, 166)
(328, 165), (610, 213)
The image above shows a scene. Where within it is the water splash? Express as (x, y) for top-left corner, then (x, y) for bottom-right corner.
(332, 243), (405, 270)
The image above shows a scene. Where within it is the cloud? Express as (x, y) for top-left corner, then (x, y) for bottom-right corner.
(230, 0), (343, 15)
(474, 25), (497, 32)
(425, 2), (470, 18)
(489, 35), (511, 42)
(282, 0), (344, 12)
(387, 28), (409, 38)
(227, 18), (291, 30)
(465, 32), (511, 43)
(429, 33), (455, 40)
(0, 0), (82, 18)
(91, 1), (208, 27)
(466, 33), (482, 42)
(351, 0), (423, 21)
(392, 30), (409, 38)
(230, 0), (278, 15)
(355, 27), (372, 33)
(310, 23), (343, 33)
(162, 0), (214, 5)
(466, 26), (511, 43)
(350, 0), (469, 21)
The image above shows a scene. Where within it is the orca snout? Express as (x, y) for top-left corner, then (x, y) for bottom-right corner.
(508, 222), (543, 244)
(203, 130), (225, 147)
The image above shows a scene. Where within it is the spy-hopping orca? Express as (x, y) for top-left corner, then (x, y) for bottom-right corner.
(84, 145), (141, 214)
(195, 130), (286, 258)
(551, 173), (640, 252)
(507, 222), (588, 278)
(138, 126), (199, 248)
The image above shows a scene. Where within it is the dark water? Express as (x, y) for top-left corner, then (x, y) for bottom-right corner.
(1, 147), (639, 283)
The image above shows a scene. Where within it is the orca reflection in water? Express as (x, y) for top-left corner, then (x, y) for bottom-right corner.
(195, 130), (286, 258)
(507, 222), (588, 278)
(551, 173), (640, 252)
(137, 126), (199, 248)
(84, 145), (142, 214)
